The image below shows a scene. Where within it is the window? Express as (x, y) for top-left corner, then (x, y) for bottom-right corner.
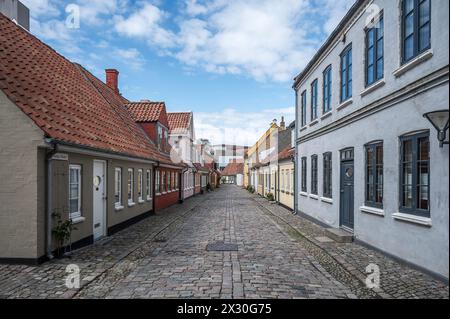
(114, 168), (122, 207)
(365, 142), (383, 208)
(138, 169), (143, 202)
(291, 169), (294, 193)
(146, 169), (152, 200)
(69, 165), (82, 219)
(400, 132), (430, 216)
(128, 168), (134, 205)
(323, 152), (332, 198)
(301, 90), (307, 127)
(168, 171), (172, 191)
(301, 157), (307, 192)
(402, 0), (431, 63)
(157, 125), (163, 149)
(340, 45), (352, 102)
(162, 171), (166, 192)
(311, 79), (318, 121)
(156, 170), (161, 194)
(311, 155), (318, 195)
(323, 66), (332, 113)
(366, 15), (384, 86)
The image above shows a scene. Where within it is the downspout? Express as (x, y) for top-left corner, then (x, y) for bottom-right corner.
(153, 161), (160, 214)
(294, 88), (299, 215)
(45, 139), (58, 259)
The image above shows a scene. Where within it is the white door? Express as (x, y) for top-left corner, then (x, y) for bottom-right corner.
(93, 160), (107, 240)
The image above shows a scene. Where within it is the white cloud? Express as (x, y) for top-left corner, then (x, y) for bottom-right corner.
(76, 0), (128, 26)
(193, 107), (295, 146)
(114, 3), (176, 49)
(114, 48), (146, 70)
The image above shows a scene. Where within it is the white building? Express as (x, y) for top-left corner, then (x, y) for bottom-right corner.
(294, 0), (449, 280)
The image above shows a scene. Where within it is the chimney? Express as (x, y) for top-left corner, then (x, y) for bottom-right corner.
(105, 69), (119, 94)
(0, 0), (30, 31)
(280, 116), (286, 130)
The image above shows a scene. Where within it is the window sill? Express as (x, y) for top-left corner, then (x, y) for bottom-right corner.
(320, 197), (333, 204)
(337, 98), (353, 111)
(147, 197), (152, 202)
(360, 206), (385, 217)
(299, 126), (308, 132)
(360, 79), (385, 97)
(393, 50), (433, 77)
(309, 194), (319, 200)
(114, 205), (125, 212)
(71, 216), (86, 224)
(156, 193), (161, 197)
(320, 112), (332, 121)
(300, 192), (308, 197)
(392, 212), (432, 227)
(128, 202), (136, 207)
(138, 199), (145, 204)
(309, 119), (319, 127)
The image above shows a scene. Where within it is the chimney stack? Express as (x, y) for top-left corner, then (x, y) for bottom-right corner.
(280, 116), (286, 130)
(0, 0), (30, 31)
(105, 69), (119, 94)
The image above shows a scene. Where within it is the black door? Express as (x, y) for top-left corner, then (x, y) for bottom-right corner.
(340, 149), (354, 230)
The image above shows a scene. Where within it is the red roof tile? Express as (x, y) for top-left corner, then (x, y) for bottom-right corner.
(221, 162), (244, 176)
(0, 13), (159, 160)
(167, 112), (192, 133)
(126, 102), (169, 127)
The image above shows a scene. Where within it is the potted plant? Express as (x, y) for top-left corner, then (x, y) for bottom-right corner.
(52, 212), (76, 258)
(266, 193), (275, 202)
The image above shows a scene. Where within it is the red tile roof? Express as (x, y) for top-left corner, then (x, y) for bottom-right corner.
(126, 102), (169, 127)
(167, 112), (192, 133)
(278, 147), (295, 161)
(221, 162), (244, 176)
(0, 13), (162, 160)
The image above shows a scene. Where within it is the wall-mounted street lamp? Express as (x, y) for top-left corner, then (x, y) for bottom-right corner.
(423, 110), (449, 148)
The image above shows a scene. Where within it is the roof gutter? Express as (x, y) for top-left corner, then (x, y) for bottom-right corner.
(54, 141), (158, 165)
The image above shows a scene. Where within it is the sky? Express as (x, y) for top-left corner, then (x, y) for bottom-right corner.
(22, 0), (355, 146)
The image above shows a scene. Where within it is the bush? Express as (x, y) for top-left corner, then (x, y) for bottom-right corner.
(266, 193), (275, 202)
(247, 185), (255, 193)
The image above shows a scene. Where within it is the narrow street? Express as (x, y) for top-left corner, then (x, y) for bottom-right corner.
(0, 186), (448, 299)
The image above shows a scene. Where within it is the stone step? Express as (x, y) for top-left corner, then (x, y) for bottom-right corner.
(325, 228), (354, 243)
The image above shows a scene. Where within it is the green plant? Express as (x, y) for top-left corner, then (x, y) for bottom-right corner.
(266, 193), (275, 202)
(52, 212), (76, 257)
(247, 186), (255, 193)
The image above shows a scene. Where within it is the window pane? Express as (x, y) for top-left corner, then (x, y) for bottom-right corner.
(403, 185), (413, 208)
(419, 0), (430, 26)
(70, 199), (78, 214)
(405, 14), (414, 37)
(405, 0), (414, 13)
(368, 47), (374, 66)
(376, 59), (383, 79)
(402, 139), (413, 162)
(70, 184), (79, 199)
(419, 23), (430, 51)
(418, 137), (429, 160)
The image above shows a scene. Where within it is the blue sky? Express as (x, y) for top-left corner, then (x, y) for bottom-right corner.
(22, 0), (355, 145)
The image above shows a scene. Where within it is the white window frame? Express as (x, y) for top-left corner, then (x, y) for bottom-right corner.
(138, 169), (144, 203)
(69, 165), (82, 220)
(128, 168), (135, 206)
(146, 169), (152, 200)
(114, 167), (123, 209)
(156, 170), (161, 195)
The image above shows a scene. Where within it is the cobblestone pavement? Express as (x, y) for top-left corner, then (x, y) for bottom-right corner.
(0, 186), (448, 299)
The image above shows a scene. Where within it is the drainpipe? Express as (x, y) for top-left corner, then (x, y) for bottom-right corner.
(45, 138), (58, 259)
(152, 161), (160, 214)
(294, 89), (299, 215)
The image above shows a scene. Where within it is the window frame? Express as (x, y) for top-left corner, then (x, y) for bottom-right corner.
(114, 167), (122, 208)
(69, 164), (82, 219)
(365, 14), (384, 87)
(340, 44), (353, 102)
(311, 79), (319, 121)
(401, 0), (431, 64)
(323, 65), (332, 114)
(301, 90), (307, 127)
(323, 152), (333, 199)
(365, 141), (384, 208)
(137, 169), (143, 202)
(146, 169), (152, 200)
(311, 155), (318, 195)
(399, 131), (430, 217)
(301, 157), (307, 193)
(127, 168), (134, 205)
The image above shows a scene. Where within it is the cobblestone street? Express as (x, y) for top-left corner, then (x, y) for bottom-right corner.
(0, 186), (448, 299)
